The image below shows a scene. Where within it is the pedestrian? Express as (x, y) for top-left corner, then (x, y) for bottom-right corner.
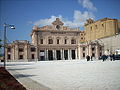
(91, 56), (93, 61)
(86, 55), (90, 61)
(102, 54), (106, 62)
(112, 54), (115, 61)
(110, 54), (113, 61)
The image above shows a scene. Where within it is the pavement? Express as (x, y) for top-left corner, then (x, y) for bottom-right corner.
(7, 67), (52, 90)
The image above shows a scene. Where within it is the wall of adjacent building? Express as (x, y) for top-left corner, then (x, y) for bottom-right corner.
(97, 34), (120, 55)
(84, 18), (120, 42)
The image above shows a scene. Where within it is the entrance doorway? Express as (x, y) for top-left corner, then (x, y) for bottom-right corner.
(56, 50), (61, 60)
(64, 50), (68, 60)
(72, 50), (75, 59)
(48, 50), (53, 60)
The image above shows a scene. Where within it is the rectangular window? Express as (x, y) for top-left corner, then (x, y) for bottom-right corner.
(102, 24), (104, 27)
(91, 27), (92, 30)
(7, 48), (11, 52)
(7, 54), (11, 59)
(83, 47), (85, 51)
(19, 48), (24, 52)
(92, 47), (95, 51)
(31, 54), (35, 59)
(65, 39), (67, 44)
(57, 39), (59, 44)
(83, 53), (85, 57)
(71, 39), (76, 44)
(19, 55), (23, 59)
(48, 39), (53, 44)
(95, 25), (97, 29)
(40, 39), (43, 44)
(31, 47), (36, 52)
(92, 53), (95, 57)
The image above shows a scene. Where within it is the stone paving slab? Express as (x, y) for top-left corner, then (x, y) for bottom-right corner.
(7, 67), (52, 90)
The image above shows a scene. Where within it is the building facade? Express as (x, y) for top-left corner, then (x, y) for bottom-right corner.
(31, 18), (81, 60)
(6, 18), (120, 61)
(84, 18), (120, 42)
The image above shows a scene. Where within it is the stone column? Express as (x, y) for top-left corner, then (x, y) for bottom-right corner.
(78, 46), (80, 60)
(89, 45), (92, 56)
(53, 50), (56, 60)
(15, 45), (19, 60)
(69, 49), (72, 60)
(68, 49), (70, 60)
(54, 50), (57, 60)
(46, 49), (48, 60)
(86, 45), (89, 56)
(75, 48), (77, 59)
(44, 49), (46, 60)
(95, 45), (99, 59)
(61, 49), (63, 60)
(62, 49), (65, 60)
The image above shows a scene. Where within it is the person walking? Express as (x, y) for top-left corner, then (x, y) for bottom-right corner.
(112, 54), (115, 61)
(90, 56), (93, 61)
(110, 54), (113, 61)
(102, 54), (106, 62)
(86, 55), (90, 61)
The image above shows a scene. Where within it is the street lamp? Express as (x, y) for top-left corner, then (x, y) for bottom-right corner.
(3, 23), (15, 68)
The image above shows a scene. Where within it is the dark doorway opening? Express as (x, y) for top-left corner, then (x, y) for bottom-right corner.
(72, 50), (75, 59)
(64, 50), (68, 60)
(56, 50), (61, 60)
(48, 50), (53, 60)
(31, 54), (35, 59)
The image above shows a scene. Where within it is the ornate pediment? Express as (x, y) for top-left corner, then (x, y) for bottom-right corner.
(52, 18), (64, 26)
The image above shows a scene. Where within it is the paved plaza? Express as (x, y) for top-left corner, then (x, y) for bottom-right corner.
(1, 60), (120, 90)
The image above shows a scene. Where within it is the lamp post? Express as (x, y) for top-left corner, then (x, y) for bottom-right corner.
(3, 23), (15, 68)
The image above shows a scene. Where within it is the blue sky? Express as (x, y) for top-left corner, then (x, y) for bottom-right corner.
(0, 0), (120, 42)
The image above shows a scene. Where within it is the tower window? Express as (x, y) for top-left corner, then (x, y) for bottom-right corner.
(91, 27), (92, 30)
(102, 24), (104, 27)
(95, 25), (98, 29)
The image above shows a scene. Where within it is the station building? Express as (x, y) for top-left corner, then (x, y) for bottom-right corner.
(6, 18), (120, 61)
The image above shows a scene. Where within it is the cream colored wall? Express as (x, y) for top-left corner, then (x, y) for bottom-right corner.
(85, 18), (119, 42)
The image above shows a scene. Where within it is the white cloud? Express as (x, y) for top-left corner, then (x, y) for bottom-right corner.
(78, 0), (97, 11)
(33, 10), (95, 28)
(33, 15), (63, 26)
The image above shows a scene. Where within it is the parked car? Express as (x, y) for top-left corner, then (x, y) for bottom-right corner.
(114, 54), (120, 60)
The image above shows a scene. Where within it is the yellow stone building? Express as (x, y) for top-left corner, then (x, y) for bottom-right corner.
(84, 18), (120, 42)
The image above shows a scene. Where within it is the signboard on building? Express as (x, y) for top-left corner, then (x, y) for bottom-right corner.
(40, 52), (45, 56)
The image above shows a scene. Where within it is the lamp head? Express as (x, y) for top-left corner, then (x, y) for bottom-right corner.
(10, 25), (15, 29)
